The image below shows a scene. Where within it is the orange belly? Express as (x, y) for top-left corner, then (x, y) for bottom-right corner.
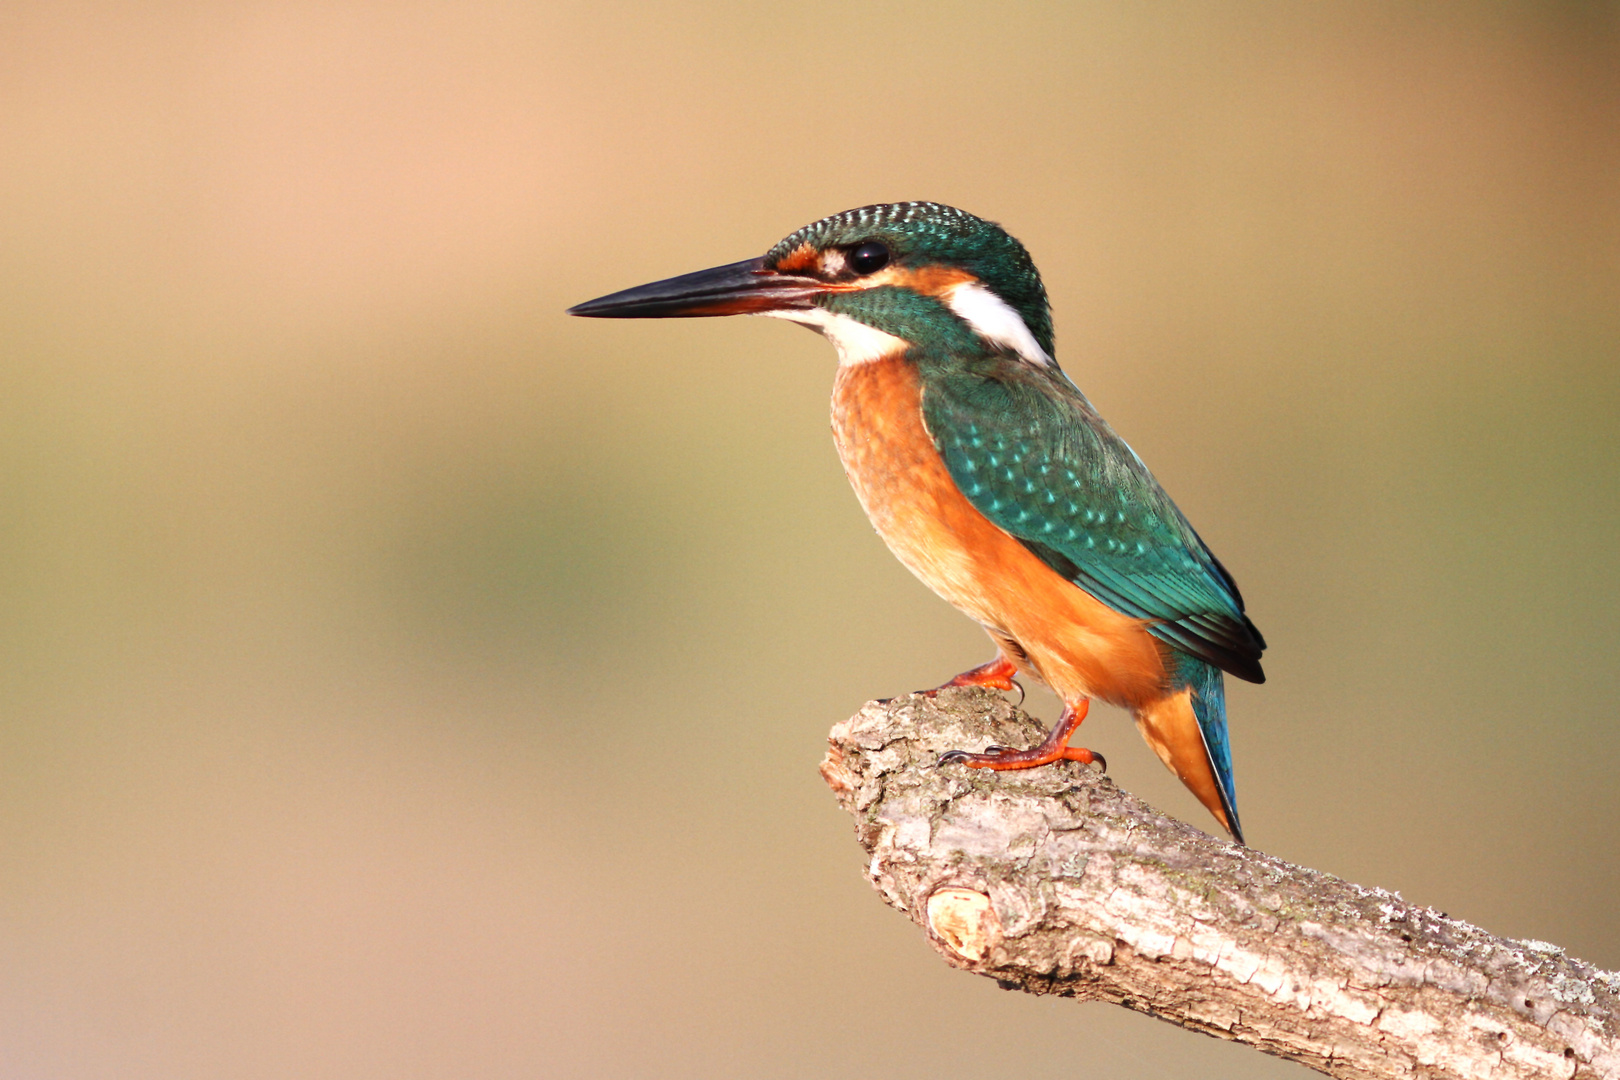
(830, 356), (1169, 711)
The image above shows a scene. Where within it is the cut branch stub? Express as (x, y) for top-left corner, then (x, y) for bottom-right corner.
(819, 688), (1620, 1080)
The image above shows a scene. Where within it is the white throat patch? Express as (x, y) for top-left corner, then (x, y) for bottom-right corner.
(757, 308), (908, 366)
(943, 282), (1054, 368)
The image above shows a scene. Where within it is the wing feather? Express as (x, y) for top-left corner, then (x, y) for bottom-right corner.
(921, 360), (1266, 683)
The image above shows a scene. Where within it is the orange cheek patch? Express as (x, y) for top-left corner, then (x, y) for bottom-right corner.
(823, 263), (979, 296)
(891, 264), (979, 296)
(772, 246), (978, 297)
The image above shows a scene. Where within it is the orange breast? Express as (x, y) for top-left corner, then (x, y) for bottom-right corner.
(830, 357), (1169, 710)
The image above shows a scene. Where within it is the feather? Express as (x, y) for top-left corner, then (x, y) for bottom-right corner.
(920, 356), (1267, 684)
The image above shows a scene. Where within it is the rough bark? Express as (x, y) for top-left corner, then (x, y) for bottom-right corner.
(819, 688), (1620, 1080)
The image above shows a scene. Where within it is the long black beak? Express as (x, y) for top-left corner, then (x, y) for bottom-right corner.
(567, 256), (823, 319)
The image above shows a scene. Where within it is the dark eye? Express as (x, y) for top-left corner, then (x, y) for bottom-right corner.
(848, 241), (890, 275)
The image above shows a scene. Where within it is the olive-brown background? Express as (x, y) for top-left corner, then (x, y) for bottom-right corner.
(3, 4), (1616, 1078)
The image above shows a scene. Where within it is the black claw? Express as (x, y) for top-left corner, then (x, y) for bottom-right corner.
(935, 749), (971, 767)
(982, 744), (1011, 754)
(1010, 681), (1026, 707)
(1089, 751), (1108, 774)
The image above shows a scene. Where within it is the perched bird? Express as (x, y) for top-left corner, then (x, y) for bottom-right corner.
(568, 202), (1264, 843)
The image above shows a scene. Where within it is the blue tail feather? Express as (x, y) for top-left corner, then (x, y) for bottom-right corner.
(1174, 652), (1243, 845)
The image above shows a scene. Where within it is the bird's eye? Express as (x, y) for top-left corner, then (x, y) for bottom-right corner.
(848, 241), (890, 275)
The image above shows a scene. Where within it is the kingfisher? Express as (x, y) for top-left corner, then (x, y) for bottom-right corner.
(568, 202), (1265, 844)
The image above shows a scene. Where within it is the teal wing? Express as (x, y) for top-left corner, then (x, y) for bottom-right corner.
(920, 361), (1266, 683)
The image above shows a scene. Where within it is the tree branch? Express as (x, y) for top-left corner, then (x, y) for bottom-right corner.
(819, 689), (1620, 1080)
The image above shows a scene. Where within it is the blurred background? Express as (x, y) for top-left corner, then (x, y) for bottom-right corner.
(2, 3), (1616, 1077)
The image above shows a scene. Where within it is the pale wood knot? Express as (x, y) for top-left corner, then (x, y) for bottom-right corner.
(926, 887), (1001, 963)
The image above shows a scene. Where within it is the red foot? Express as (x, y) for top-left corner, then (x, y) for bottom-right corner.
(937, 700), (1105, 772)
(924, 655), (1020, 696)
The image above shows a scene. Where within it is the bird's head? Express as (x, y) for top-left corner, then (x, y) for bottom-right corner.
(568, 202), (1055, 369)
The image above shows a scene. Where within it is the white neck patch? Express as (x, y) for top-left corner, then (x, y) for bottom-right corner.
(943, 281), (1054, 368)
(757, 307), (908, 366)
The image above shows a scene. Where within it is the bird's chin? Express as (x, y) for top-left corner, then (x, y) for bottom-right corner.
(756, 308), (909, 367)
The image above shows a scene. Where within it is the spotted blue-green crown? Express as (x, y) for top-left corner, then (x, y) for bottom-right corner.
(766, 202), (1055, 357)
